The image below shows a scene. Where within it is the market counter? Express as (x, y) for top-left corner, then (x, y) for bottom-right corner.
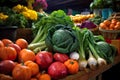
(60, 55), (120, 80)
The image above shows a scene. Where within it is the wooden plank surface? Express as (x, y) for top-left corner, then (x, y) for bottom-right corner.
(60, 55), (120, 80)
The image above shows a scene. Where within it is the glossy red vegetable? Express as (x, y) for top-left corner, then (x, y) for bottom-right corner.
(35, 51), (53, 70)
(53, 53), (69, 63)
(48, 62), (68, 80)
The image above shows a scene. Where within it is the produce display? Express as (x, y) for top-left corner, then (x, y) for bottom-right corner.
(99, 18), (120, 40)
(99, 19), (120, 30)
(70, 14), (103, 35)
(76, 20), (97, 29)
(89, 15), (104, 25)
(28, 10), (74, 54)
(70, 14), (94, 23)
(0, 10), (118, 80)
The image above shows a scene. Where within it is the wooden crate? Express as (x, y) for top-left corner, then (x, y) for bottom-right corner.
(16, 28), (33, 43)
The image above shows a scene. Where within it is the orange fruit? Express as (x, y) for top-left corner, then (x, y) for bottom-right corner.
(15, 38), (28, 49)
(116, 22), (120, 26)
(109, 23), (116, 30)
(99, 23), (107, 29)
(0, 46), (17, 60)
(114, 24), (120, 30)
(39, 73), (51, 80)
(0, 40), (4, 47)
(24, 61), (39, 76)
(111, 19), (118, 24)
(18, 49), (35, 62)
(2, 39), (13, 46)
(103, 20), (111, 26)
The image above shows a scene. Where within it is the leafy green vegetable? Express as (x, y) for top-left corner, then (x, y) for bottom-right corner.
(87, 37), (107, 66)
(90, 0), (105, 10)
(33, 12), (47, 24)
(45, 24), (79, 53)
(89, 15), (104, 25)
(93, 35), (105, 42)
(29, 10), (75, 53)
(86, 29), (116, 64)
(96, 41), (117, 63)
(90, 0), (113, 10)
(6, 14), (28, 28)
(73, 27), (90, 70)
(31, 10), (74, 43)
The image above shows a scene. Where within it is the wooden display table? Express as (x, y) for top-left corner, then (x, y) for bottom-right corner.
(60, 55), (120, 80)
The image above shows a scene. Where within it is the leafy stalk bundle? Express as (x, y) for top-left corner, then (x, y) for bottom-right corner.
(28, 10), (74, 53)
(73, 27), (117, 70)
(45, 24), (79, 54)
(86, 29), (116, 67)
(73, 27), (89, 70)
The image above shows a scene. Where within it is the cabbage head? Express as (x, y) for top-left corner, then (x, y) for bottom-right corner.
(45, 24), (79, 54)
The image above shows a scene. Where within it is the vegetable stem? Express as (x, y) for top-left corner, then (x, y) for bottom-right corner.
(30, 25), (43, 44)
(33, 44), (47, 54)
(87, 38), (107, 67)
(88, 39), (99, 59)
(87, 50), (97, 70)
(74, 27), (88, 70)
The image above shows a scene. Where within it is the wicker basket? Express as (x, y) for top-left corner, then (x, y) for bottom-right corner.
(89, 26), (100, 35)
(108, 12), (120, 21)
(99, 27), (120, 40)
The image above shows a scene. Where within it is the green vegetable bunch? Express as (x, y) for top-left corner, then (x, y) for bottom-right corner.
(89, 15), (104, 25)
(32, 10), (74, 37)
(73, 27), (117, 70)
(45, 24), (79, 53)
(31, 10), (74, 42)
(90, 0), (113, 10)
(96, 41), (116, 63)
(28, 10), (74, 53)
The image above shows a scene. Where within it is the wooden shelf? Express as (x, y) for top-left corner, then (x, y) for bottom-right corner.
(60, 55), (120, 80)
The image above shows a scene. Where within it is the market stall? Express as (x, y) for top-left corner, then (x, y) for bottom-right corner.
(0, 0), (120, 80)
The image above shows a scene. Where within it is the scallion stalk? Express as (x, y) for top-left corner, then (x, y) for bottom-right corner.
(87, 50), (97, 70)
(87, 38), (107, 67)
(74, 27), (88, 70)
